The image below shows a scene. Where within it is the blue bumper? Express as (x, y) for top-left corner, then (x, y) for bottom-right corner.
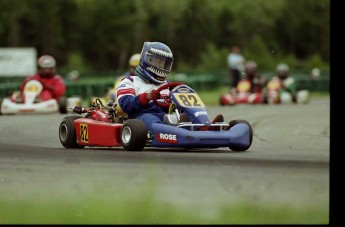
(150, 123), (251, 148)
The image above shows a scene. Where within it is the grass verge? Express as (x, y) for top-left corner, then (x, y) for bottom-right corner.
(0, 194), (328, 224)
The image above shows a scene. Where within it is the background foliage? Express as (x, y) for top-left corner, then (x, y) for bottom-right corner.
(0, 0), (330, 74)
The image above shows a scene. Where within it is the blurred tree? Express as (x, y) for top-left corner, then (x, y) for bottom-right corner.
(1, 0), (27, 46)
(175, 0), (218, 68)
(0, 0), (330, 73)
(216, 8), (236, 49)
(274, 0), (330, 61)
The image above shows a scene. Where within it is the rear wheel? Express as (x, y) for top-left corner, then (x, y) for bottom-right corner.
(59, 116), (85, 148)
(121, 119), (147, 151)
(227, 119), (253, 151)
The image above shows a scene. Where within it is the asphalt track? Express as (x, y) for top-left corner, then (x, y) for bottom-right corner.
(0, 97), (330, 218)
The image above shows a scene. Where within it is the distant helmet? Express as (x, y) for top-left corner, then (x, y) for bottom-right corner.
(276, 63), (289, 80)
(245, 61), (257, 78)
(129, 53), (140, 67)
(311, 67), (321, 79)
(245, 61), (257, 72)
(37, 55), (56, 68)
(128, 53), (140, 75)
(37, 55), (56, 78)
(138, 41), (174, 84)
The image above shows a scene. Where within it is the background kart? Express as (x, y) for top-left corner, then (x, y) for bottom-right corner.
(59, 82), (253, 152)
(0, 79), (81, 115)
(263, 77), (310, 104)
(263, 77), (282, 104)
(220, 79), (263, 105)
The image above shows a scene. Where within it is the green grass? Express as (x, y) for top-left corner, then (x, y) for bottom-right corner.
(0, 193), (328, 224)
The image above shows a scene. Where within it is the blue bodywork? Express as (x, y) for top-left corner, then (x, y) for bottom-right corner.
(147, 84), (252, 149)
(150, 122), (251, 148)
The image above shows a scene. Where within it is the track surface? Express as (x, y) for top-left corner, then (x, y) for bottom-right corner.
(0, 97), (330, 215)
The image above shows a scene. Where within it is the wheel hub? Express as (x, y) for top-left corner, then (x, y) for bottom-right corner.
(122, 126), (132, 143)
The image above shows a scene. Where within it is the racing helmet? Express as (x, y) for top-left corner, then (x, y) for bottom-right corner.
(311, 67), (321, 79)
(38, 55), (56, 68)
(138, 42), (174, 84)
(128, 53), (140, 74)
(276, 63), (289, 80)
(244, 61), (257, 79)
(37, 55), (56, 78)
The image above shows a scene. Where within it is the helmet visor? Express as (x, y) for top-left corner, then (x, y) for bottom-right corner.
(146, 52), (173, 72)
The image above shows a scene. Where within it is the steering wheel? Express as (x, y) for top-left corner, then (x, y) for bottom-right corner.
(153, 82), (184, 108)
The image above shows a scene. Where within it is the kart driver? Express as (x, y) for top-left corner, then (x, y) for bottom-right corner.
(274, 63), (297, 103)
(116, 41), (223, 132)
(266, 63), (309, 104)
(18, 55), (66, 102)
(240, 60), (265, 94)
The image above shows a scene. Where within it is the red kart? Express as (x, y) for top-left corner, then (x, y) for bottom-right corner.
(0, 79), (81, 114)
(59, 82), (253, 151)
(220, 79), (263, 105)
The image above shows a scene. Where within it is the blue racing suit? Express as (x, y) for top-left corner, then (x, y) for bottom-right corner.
(116, 67), (171, 132)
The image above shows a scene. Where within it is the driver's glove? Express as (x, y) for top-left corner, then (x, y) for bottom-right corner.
(138, 89), (160, 105)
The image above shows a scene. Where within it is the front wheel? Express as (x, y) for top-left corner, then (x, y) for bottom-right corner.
(59, 116), (85, 148)
(59, 96), (68, 114)
(121, 119), (147, 151)
(227, 119), (253, 152)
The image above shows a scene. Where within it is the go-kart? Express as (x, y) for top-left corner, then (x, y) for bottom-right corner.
(263, 77), (283, 104)
(263, 77), (310, 104)
(59, 82), (253, 151)
(220, 79), (263, 105)
(0, 79), (81, 115)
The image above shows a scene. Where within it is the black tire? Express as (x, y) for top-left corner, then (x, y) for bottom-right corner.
(121, 119), (147, 151)
(0, 98), (3, 115)
(219, 96), (224, 106)
(59, 96), (68, 114)
(263, 93), (269, 104)
(59, 116), (85, 148)
(227, 119), (253, 152)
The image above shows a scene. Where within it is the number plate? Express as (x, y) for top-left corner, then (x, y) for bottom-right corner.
(173, 93), (205, 108)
